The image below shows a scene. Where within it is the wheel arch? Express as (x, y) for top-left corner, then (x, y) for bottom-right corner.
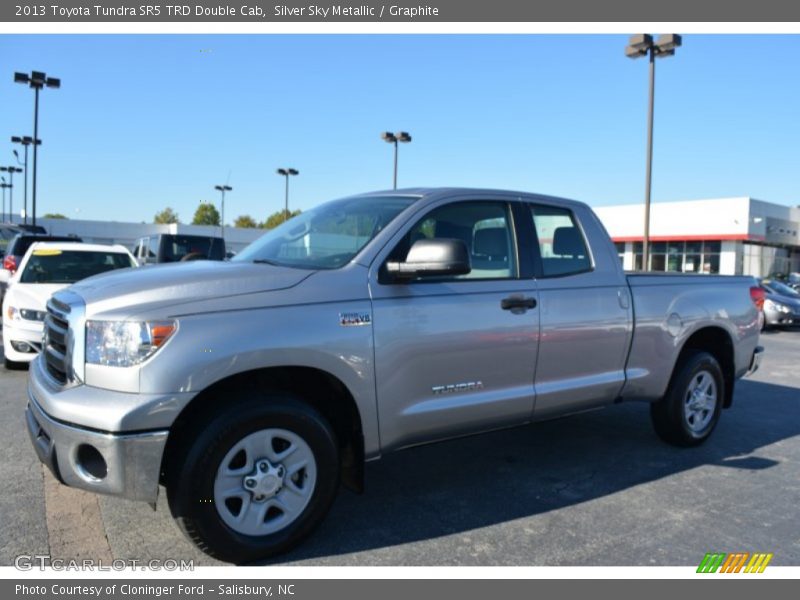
(675, 325), (735, 408)
(160, 366), (365, 494)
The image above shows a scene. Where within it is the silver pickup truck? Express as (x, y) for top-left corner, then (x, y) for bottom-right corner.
(25, 188), (763, 562)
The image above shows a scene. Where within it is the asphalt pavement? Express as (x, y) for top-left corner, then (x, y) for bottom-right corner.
(1, 329), (798, 566)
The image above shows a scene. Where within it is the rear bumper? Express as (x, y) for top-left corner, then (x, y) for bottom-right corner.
(26, 387), (168, 503)
(745, 345), (764, 377)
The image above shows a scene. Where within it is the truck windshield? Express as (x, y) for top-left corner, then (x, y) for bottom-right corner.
(234, 195), (418, 269)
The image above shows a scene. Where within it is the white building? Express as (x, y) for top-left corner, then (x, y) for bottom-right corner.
(5, 217), (264, 255)
(594, 197), (800, 277)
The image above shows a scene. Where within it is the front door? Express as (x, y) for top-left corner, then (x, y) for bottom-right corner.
(370, 198), (540, 452)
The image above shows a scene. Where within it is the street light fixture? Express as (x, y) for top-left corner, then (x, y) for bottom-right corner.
(381, 131), (412, 190)
(276, 168), (299, 220)
(11, 135), (40, 225)
(14, 71), (61, 227)
(625, 34), (682, 272)
(214, 185), (233, 241)
(0, 167), (22, 224)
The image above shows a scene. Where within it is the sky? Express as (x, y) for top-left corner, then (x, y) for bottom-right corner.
(0, 34), (798, 225)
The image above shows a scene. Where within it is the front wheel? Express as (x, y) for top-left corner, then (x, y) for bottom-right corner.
(650, 351), (724, 447)
(166, 393), (340, 563)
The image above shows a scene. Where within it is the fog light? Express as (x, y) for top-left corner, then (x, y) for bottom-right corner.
(10, 341), (33, 353)
(75, 444), (107, 481)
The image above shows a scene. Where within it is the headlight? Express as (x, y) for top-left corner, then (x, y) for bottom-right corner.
(86, 320), (177, 367)
(766, 299), (791, 314)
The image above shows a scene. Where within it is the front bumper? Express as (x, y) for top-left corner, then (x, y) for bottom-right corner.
(2, 320), (44, 362)
(26, 379), (169, 504)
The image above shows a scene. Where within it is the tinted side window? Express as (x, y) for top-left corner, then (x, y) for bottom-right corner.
(387, 201), (517, 281)
(530, 205), (591, 277)
(147, 237), (159, 259)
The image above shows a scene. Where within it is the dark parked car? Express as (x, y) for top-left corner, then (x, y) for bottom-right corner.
(132, 233), (226, 265)
(760, 279), (800, 329)
(16, 224), (48, 234)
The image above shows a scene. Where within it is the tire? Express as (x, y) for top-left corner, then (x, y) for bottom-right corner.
(650, 351), (724, 447)
(166, 392), (340, 563)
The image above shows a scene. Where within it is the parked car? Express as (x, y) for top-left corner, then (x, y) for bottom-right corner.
(132, 233), (226, 265)
(3, 242), (137, 368)
(788, 272), (800, 293)
(0, 224), (20, 260)
(26, 188), (763, 563)
(760, 279), (800, 329)
(1, 233), (83, 304)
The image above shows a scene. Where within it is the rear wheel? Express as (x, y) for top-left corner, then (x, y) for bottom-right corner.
(166, 393), (340, 563)
(650, 351), (724, 447)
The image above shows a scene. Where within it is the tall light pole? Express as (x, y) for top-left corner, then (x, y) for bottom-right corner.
(381, 131), (412, 190)
(0, 178), (10, 223)
(214, 184), (232, 240)
(625, 34), (681, 272)
(11, 135), (40, 225)
(15, 71), (60, 227)
(0, 167), (22, 223)
(276, 168), (299, 220)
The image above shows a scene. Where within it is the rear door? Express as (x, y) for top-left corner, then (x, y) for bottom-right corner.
(525, 202), (632, 419)
(370, 196), (541, 451)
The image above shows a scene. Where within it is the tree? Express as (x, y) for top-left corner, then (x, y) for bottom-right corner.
(153, 207), (180, 224)
(234, 215), (258, 228)
(261, 209), (302, 230)
(42, 213), (68, 219)
(192, 202), (221, 226)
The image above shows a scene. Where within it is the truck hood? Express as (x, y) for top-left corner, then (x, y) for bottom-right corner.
(67, 261), (313, 317)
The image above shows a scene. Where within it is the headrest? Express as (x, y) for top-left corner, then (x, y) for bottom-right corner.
(552, 227), (585, 257)
(474, 227), (508, 258)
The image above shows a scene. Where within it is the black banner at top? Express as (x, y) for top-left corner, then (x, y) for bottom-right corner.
(3, 0), (800, 22)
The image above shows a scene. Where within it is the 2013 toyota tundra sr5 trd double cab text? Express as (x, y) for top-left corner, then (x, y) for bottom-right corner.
(25, 188), (764, 563)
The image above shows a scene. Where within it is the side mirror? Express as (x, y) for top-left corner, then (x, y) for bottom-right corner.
(0, 269), (9, 285)
(386, 238), (471, 281)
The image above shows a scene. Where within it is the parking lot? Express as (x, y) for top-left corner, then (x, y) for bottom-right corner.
(1, 329), (799, 567)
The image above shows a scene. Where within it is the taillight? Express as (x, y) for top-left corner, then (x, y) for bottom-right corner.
(2, 255), (16, 274)
(750, 286), (765, 311)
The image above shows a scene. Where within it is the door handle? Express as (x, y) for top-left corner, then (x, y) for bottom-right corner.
(501, 296), (537, 311)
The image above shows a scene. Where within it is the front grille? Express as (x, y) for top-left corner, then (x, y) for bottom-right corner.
(44, 300), (71, 384)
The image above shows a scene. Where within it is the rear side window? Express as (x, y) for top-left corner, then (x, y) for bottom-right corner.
(530, 205), (591, 277)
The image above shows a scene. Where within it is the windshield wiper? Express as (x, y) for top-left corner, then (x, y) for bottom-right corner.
(253, 259), (282, 266)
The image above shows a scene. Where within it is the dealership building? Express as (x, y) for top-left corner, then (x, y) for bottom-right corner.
(2, 217), (263, 256)
(594, 197), (800, 277)
(3, 196), (799, 277)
